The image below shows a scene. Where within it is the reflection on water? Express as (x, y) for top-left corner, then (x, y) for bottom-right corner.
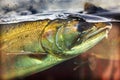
(0, 0), (120, 16)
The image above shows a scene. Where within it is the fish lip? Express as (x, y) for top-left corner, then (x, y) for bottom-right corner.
(91, 25), (111, 38)
(78, 23), (112, 42)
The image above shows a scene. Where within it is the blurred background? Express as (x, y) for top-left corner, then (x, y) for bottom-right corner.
(0, 0), (120, 16)
(0, 0), (120, 80)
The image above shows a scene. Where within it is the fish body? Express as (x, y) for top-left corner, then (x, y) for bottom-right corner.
(0, 13), (112, 79)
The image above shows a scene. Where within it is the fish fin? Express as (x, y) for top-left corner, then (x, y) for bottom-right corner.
(1, 52), (47, 79)
(83, 2), (108, 14)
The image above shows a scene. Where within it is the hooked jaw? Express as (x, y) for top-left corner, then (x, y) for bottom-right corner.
(64, 22), (112, 57)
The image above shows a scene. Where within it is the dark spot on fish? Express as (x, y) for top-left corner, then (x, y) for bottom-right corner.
(18, 36), (23, 39)
(77, 22), (93, 32)
(25, 35), (29, 38)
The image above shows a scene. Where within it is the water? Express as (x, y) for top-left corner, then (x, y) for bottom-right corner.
(0, 0), (120, 16)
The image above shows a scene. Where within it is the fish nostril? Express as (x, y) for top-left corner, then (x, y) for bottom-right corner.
(77, 22), (93, 32)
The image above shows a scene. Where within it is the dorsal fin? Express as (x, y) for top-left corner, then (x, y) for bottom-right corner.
(84, 2), (108, 14)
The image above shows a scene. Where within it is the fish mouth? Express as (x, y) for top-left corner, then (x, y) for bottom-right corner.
(64, 23), (112, 56)
(76, 23), (112, 44)
(84, 25), (111, 40)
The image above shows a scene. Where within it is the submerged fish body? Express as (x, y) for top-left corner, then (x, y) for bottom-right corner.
(0, 13), (112, 79)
